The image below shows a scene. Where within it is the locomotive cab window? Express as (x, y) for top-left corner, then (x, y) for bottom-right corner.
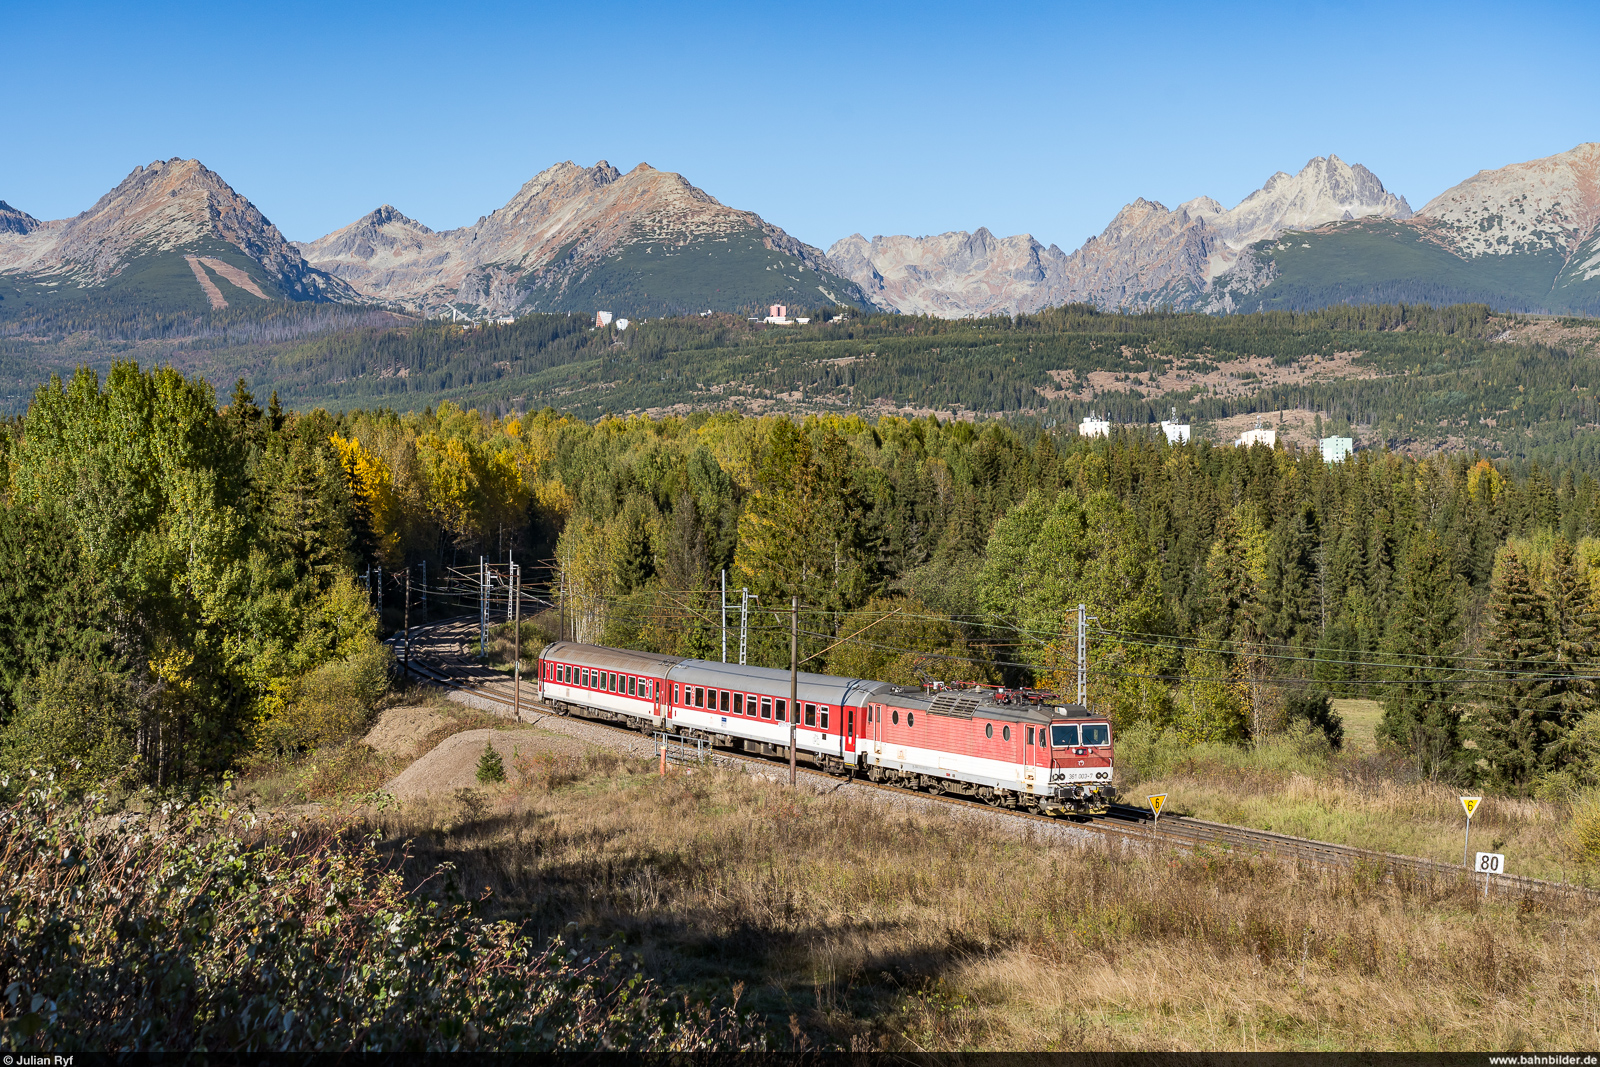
(1081, 724), (1110, 746)
(1027, 727), (1035, 746)
(1051, 724), (1079, 747)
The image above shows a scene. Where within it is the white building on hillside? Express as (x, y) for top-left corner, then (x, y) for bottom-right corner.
(764, 304), (794, 325)
(1160, 408), (1190, 444)
(595, 311), (614, 327)
(1235, 417), (1277, 448)
(1079, 411), (1111, 438)
(1320, 436), (1354, 463)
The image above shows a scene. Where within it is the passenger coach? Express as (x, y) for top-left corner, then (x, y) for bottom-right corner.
(537, 641), (1117, 814)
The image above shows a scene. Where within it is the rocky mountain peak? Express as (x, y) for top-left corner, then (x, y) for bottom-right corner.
(0, 200), (41, 236)
(0, 157), (351, 301)
(1214, 154), (1412, 250)
(364, 204), (432, 233)
(1419, 142), (1600, 257)
(299, 158), (849, 316)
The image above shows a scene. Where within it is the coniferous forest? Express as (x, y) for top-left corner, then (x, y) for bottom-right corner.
(4, 340), (1600, 798)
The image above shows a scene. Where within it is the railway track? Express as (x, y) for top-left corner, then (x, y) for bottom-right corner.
(392, 617), (1600, 905)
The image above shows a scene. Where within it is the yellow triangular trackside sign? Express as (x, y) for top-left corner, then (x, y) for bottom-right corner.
(1149, 794), (1167, 817)
(1461, 796), (1481, 818)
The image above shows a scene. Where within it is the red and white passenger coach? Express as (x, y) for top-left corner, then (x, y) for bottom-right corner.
(538, 641), (1116, 814)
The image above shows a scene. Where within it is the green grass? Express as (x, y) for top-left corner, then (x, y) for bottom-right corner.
(1330, 697), (1383, 752)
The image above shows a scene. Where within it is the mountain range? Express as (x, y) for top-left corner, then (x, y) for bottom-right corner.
(2, 144), (1597, 329)
(833, 145), (1599, 317)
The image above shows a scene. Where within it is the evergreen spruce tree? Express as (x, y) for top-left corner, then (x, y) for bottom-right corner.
(475, 741), (506, 784)
(1543, 537), (1599, 774)
(1473, 550), (1556, 789)
(1378, 532), (1465, 778)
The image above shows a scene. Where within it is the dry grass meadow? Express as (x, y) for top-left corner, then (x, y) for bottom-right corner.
(1117, 698), (1598, 887)
(346, 751), (1600, 1053)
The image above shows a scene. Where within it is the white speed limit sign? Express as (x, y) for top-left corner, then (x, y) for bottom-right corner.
(1475, 851), (1504, 875)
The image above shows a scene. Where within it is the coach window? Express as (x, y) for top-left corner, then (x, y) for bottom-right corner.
(628, 676), (636, 696)
(804, 703), (816, 727)
(673, 684), (680, 705)
(733, 693), (743, 715)
(820, 706), (829, 730)
(776, 698), (787, 722)
(761, 696), (772, 719)
(1002, 725), (1011, 741)
(720, 690), (730, 713)
(985, 723), (993, 739)
(692, 686), (703, 708)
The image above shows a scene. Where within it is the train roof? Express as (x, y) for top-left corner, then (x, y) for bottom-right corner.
(667, 658), (884, 706)
(541, 641), (685, 673)
(878, 687), (1105, 725)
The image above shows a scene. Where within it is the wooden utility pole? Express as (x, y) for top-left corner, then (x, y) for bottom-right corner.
(403, 568), (411, 673)
(512, 562), (522, 721)
(789, 596), (798, 787)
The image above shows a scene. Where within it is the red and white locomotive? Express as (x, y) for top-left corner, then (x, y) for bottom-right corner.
(537, 641), (1116, 814)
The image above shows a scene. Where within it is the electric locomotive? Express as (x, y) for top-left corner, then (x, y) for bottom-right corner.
(537, 641), (1117, 814)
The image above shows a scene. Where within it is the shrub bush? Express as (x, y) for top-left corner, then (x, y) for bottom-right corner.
(1567, 789), (1600, 865)
(0, 779), (765, 1056)
(0, 661), (138, 794)
(1284, 691), (1344, 750)
(257, 634), (393, 753)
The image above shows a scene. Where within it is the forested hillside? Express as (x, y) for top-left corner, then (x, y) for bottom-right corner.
(7, 363), (1599, 799)
(8, 302), (1600, 470)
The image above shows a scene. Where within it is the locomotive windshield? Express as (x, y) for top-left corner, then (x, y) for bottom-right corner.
(1081, 723), (1109, 746)
(1051, 724), (1078, 747)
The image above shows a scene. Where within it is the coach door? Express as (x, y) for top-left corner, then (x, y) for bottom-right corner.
(1021, 723), (1038, 790)
(653, 675), (665, 721)
(844, 703), (857, 758)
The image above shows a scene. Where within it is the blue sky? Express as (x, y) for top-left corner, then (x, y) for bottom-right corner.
(5, 0), (1597, 252)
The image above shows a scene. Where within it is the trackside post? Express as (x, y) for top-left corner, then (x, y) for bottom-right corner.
(1460, 796), (1481, 866)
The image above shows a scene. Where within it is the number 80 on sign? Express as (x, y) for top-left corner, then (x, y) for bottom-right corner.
(1475, 852), (1504, 875)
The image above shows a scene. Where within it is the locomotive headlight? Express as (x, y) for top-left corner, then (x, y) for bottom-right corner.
(1095, 771), (1109, 780)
